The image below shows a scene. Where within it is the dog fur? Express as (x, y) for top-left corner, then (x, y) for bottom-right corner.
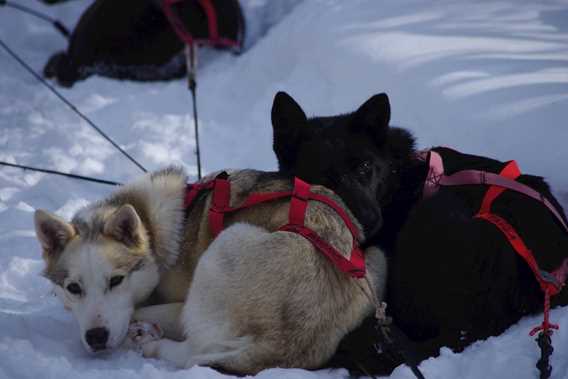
(43, 0), (245, 87)
(34, 167), (387, 373)
(271, 91), (568, 373)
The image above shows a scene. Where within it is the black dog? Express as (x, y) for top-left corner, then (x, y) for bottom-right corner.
(44, 0), (244, 87)
(271, 91), (568, 374)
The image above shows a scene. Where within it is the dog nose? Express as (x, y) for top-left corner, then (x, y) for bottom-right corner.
(85, 327), (109, 351)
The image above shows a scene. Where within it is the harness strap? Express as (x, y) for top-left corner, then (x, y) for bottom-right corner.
(184, 181), (215, 208)
(198, 0), (219, 43)
(209, 174), (231, 237)
(420, 150), (444, 199)
(442, 170), (568, 232)
(185, 175), (366, 278)
(279, 178), (365, 278)
(423, 149), (568, 343)
(478, 160), (521, 214)
(162, 0), (240, 48)
(279, 224), (365, 278)
(289, 177), (310, 226)
(423, 151), (568, 233)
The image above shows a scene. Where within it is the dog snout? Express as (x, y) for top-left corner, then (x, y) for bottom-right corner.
(85, 327), (109, 351)
(358, 206), (382, 238)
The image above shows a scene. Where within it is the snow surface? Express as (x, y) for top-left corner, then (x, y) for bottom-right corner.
(1, 0), (568, 378)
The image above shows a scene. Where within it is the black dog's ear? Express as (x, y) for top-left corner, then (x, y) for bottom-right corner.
(271, 91), (307, 172)
(353, 93), (391, 144)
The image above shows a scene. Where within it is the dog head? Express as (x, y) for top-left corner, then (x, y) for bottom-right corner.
(34, 205), (160, 353)
(272, 92), (414, 238)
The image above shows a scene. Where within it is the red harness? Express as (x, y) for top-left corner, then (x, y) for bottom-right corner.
(184, 173), (366, 278)
(162, 0), (241, 49)
(421, 149), (568, 337)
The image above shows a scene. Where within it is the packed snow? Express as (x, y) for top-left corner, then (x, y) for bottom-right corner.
(1, 0), (568, 378)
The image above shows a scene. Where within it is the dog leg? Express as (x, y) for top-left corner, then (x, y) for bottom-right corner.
(142, 339), (193, 367)
(133, 303), (184, 340)
(142, 336), (252, 370)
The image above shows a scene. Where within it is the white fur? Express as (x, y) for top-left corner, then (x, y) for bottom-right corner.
(58, 240), (160, 353)
(41, 169), (187, 353)
(142, 223), (265, 367)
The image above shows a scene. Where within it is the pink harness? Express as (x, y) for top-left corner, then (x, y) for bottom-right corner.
(420, 149), (568, 337)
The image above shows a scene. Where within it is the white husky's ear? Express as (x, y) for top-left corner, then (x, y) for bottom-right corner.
(34, 209), (75, 258)
(104, 204), (144, 247)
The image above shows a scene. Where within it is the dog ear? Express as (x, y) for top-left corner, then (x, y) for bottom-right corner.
(353, 93), (391, 144)
(34, 210), (75, 258)
(104, 204), (144, 247)
(271, 91), (307, 172)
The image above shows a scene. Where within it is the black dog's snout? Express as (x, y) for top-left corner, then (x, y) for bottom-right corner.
(85, 327), (109, 351)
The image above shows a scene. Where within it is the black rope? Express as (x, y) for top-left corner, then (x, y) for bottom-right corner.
(536, 331), (553, 379)
(0, 0), (70, 38)
(185, 44), (202, 180)
(375, 320), (426, 379)
(0, 161), (121, 186)
(0, 37), (147, 174)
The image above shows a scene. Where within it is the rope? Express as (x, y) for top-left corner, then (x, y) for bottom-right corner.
(0, 161), (121, 186)
(185, 44), (202, 180)
(0, 37), (147, 174)
(0, 1), (70, 38)
(354, 277), (426, 379)
(536, 330), (553, 379)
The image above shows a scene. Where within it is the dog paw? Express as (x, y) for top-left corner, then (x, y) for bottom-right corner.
(125, 321), (163, 352)
(141, 340), (162, 359)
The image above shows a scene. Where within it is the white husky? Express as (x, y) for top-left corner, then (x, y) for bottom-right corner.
(34, 167), (386, 373)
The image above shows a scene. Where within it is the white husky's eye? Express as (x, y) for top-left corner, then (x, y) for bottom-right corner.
(109, 275), (125, 290)
(66, 282), (82, 296)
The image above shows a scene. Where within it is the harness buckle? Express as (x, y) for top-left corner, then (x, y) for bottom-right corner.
(292, 187), (309, 201)
(540, 270), (562, 290)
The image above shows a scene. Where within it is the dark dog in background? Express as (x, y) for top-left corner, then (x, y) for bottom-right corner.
(271, 91), (568, 374)
(43, 0), (244, 87)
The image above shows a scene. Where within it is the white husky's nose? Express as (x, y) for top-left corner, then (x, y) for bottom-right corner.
(85, 327), (109, 351)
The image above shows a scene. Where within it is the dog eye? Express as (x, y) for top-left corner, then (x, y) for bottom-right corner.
(109, 275), (125, 289)
(66, 282), (82, 296)
(357, 161), (372, 176)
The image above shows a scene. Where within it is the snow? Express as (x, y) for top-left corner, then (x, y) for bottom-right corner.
(1, 0), (568, 378)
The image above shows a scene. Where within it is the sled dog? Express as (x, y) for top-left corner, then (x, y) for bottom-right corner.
(34, 168), (386, 373)
(271, 91), (568, 373)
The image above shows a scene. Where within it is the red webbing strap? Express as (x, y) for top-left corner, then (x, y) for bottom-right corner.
(308, 193), (363, 241)
(184, 180), (215, 208)
(187, 175), (365, 278)
(280, 224), (366, 278)
(228, 191), (292, 210)
(476, 213), (559, 295)
(208, 176), (231, 237)
(289, 177), (311, 225)
(162, 0), (240, 48)
(441, 169), (568, 233)
(279, 178), (365, 278)
(478, 161), (521, 214)
(198, 0), (219, 44)
(474, 162), (563, 336)
(162, 0), (194, 46)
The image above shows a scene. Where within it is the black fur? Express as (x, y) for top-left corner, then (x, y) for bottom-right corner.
(271, 91), (568, 375)
(43, 0), (245, 87)
(272, 91), (410, 238)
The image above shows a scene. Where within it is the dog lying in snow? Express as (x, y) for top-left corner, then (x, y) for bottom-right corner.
(34, 168), (386, 373)
(271, 91), (568, 374)
(43, 0), (244, 87)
